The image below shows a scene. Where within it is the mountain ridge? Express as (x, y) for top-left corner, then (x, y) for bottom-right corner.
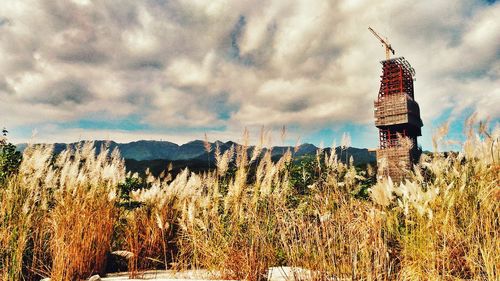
(15, 139), (376, 165)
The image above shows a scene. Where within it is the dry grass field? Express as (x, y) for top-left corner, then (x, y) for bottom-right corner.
(1, 119), (498, 281)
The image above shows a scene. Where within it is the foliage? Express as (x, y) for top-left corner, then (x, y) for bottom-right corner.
(0, 129), (22, 185)
(289, 155), (321, 195)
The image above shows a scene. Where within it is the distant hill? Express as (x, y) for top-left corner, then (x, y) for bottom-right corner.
(16, 140), (182, 161)
(16, 140), (376, 175)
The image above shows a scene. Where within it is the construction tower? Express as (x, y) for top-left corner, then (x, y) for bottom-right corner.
(369, 28), (423, 182)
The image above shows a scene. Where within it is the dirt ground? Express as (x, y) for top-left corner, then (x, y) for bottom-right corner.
(101, 267), (306, 281)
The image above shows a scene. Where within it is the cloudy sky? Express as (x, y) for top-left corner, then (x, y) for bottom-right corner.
(1, 0), (499, 149)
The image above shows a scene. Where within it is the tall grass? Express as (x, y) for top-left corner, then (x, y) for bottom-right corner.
(123, 169), (187, 277)
(0, 119), (498, 280)
(47, 143), (123, 280)
(0, 178), (32, 280)
(1, 142), (124, 281)
(175, 144), (289, 280)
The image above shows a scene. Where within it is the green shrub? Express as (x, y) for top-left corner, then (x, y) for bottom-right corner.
(0, 129), (21, 184)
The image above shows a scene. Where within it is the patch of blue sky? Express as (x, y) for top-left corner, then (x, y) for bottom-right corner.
(421, 106), (499, 152)
(302, 123), (379, 149)
(217, 110), (231, 121)
(209, 91), (237, 121)
(6, 125), (36, 143)
(59, 114), (150, 131)
(159, 125), (227, 134)
(60, 116), (227, 134)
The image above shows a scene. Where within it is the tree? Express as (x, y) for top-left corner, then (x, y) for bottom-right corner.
(0, 128), (22, 184)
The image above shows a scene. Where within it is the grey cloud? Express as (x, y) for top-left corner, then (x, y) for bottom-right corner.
(224, 15), (250, 64)
(281, 99), (311, 112)
(55, 47), (109, 64)
(0, 17), (11, 27)
(125, 91), (150, 106)
(33, 79), (92, 106)
(126, 58), (164, 70)
(0, 78), (14, 94)
(220, 15), (279, 68)
(154, 2), (209, 27)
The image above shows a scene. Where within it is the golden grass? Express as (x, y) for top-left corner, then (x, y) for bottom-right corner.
(1, 142), (124, 281)
(0, 119), (498, 281)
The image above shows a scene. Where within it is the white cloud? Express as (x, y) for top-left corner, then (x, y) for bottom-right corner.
(0, 0), (498, 145)
(166, 51), (216, 87)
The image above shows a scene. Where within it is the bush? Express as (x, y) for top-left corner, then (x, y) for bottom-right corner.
(0, 129), (21, 184)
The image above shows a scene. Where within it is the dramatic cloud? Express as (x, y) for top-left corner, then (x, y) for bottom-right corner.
(0, 0), (498, 147)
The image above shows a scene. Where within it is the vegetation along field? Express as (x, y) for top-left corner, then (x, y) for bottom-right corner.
(0, 119), (498, 281)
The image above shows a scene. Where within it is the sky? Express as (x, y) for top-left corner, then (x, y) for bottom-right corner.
(0, 0), (499, 149)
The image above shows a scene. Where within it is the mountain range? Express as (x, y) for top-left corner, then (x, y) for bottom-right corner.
(16, 140), (376, 175)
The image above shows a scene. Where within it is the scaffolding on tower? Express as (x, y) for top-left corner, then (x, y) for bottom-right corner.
(369, 27), (423, 182)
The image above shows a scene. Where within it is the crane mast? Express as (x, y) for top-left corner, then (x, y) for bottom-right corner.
(368, 27), (395, 60)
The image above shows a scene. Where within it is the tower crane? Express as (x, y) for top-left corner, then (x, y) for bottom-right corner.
(368, 27), (395, 60)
